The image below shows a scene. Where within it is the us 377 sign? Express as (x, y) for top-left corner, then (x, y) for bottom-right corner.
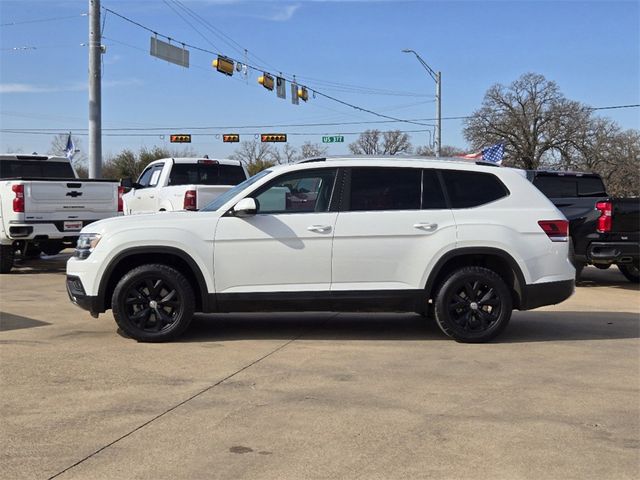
(322, 135), (344, 143)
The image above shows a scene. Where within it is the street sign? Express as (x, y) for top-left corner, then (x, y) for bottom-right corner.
(170, 134), (191, 143)
(322, 136), (344, 143)
(261, 134), (287, 143)
(150, 37), (189, 68)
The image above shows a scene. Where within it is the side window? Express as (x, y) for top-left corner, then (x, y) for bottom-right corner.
(422, 169), (447, 209)
(349, 168), (421, 211)
(137, 166), (155, 188)
(253, 169), (337, 214)
(442, 170), (509, 208)
(148, 164), (164, 187)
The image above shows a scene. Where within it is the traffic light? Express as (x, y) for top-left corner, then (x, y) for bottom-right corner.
(223, 134), (240, 143)
(260, 134), (287, 143)
(212, 56), (234, 76)
(297, 86), (309, 102)
(170, 134), (192, 143)
(258, 73), (274, 91)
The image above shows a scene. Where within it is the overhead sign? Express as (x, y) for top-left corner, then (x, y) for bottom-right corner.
(170, 134), (192, 143)
(276, 77), (286, 99)
(150, 37), (189, 68)
(223, 134), (240, 143)
(261, 134), (287, 143)
(322, 136), (344, 143)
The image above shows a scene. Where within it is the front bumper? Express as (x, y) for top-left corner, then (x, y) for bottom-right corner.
(587, 242), (639, 265)
(519, 279), (575, 310)
(66, 275), (101, 317)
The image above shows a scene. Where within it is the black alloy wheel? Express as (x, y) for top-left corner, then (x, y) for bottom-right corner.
(435, 266), (512, 343)
(112, 264), (195, 342)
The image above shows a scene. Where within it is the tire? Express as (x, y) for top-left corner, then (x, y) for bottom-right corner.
(40, 242), (64, 256)
(111, 264), (195, 342)
(618, 262), (640, 283)
(434, 266), (513, 343)
(0, 245), (14, 274)
(574, 262), (585, 281)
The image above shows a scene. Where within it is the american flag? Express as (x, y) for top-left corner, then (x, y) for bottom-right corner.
(64, 133), (75, 161)
(459, 142), (504, 165)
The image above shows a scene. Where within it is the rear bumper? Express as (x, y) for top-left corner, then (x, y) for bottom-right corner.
(66, 275), (101, 317)
(519, 279), (575, 310)
(587, 242), (639, 265)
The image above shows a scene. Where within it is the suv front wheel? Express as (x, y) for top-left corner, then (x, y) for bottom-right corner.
(112, 264), (195, 342)
(434, 266), (513, 343)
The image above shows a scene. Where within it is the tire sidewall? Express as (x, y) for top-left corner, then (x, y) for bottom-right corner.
(435, 267), (513, 343)
(112, 264), (195, 342)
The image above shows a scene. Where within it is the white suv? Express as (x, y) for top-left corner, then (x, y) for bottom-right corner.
(66, 157), (575, 343)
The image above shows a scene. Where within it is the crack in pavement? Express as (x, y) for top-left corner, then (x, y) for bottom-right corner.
(48, 314), (336, 480)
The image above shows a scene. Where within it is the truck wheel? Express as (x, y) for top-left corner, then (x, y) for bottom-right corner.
(618, 262), (639, 283)
(434, 266), (512, 343)
(111, 264), (195, 342)
(0, 245), (14, 274)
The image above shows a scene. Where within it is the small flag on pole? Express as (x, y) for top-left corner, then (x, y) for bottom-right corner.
(64, 133), (75, 160)
(459, 142), (504, 165)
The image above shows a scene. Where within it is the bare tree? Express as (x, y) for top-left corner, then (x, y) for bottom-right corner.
(382, 130), (412, 155)
(349, 129), (382, 154)
(229, 140), (278, 176)
(416, 145), (465, 157)
(463, 73), (590, 169)
(300, 142), (328, 159)
(349, 129), (411, 155)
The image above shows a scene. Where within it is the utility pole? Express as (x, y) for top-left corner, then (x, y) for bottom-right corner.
(402, 49), (441, 157)
(88, 0), (102, 178)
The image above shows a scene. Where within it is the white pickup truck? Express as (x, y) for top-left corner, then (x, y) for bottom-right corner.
(0, 154), (122, 273)
(121, 157), (248, 214)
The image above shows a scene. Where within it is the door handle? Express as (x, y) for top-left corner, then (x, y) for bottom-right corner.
(307, 225), (332, 233)
(413, 222), (438, 232)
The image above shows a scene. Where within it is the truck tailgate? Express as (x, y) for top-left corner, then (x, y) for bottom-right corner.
(196, 185), (234, 209)
(24, 180), (117, 218)
(612, 198), (640, 234)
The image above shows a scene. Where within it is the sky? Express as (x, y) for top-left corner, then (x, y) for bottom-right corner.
(0, 0), (638, 163)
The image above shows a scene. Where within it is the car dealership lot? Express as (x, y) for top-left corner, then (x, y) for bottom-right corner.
(1, 253), (639, 480)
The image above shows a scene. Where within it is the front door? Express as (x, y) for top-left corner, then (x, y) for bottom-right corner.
(214, 168), (338, 294)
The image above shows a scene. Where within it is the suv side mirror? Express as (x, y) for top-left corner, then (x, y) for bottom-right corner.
(121, 177), (133, 189)
(233, 198), (257, 217)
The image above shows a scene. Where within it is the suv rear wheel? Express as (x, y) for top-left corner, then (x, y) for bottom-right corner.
(434, 266), (512, 343)
(112, 264), (195, 342)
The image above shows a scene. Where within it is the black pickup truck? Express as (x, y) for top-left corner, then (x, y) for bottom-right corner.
(527, 170), (639, 282)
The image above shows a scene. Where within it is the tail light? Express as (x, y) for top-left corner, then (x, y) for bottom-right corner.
(117, 186), (124, 213)
(183, 190), (197, 211)
(12, 184), (24, 212)
(538, 220), (568, 242)
(595, 201), (612, 233)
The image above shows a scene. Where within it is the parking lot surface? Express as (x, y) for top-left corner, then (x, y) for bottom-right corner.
(1, 253), (639, 480)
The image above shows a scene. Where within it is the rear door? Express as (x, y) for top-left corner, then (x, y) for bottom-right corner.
(331, 167), (456, 291)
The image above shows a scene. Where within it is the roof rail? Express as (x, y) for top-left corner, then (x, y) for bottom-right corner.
(298, 157), (327, 164)
(475, 161), (500, 168)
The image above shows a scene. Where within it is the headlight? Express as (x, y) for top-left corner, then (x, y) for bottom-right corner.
(74, 233), (102, 259)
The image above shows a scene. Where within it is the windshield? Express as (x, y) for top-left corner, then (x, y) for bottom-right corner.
(201, 169), (272, 211)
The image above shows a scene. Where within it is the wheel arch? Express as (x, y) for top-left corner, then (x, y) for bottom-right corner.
(97, 246), (211, 313)
(425, 247), (526, 309)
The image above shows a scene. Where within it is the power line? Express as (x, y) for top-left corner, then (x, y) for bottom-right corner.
(1, 104), (636, 133)
(101, 6), (432, 127)
(0, 13), (86, 27)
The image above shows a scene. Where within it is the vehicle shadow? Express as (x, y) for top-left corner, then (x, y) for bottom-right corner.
(10, 253), (71, 274)
(180, 310), (639, 344)
(0, 312), (51, 331)
(577, 266), (639, 291)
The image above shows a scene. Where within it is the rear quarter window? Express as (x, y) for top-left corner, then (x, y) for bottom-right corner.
(533, 175), (606, 198)
(442, 170), (509, 208)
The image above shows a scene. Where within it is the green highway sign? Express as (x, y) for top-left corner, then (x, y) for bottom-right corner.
(322, 135), (344, 143)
